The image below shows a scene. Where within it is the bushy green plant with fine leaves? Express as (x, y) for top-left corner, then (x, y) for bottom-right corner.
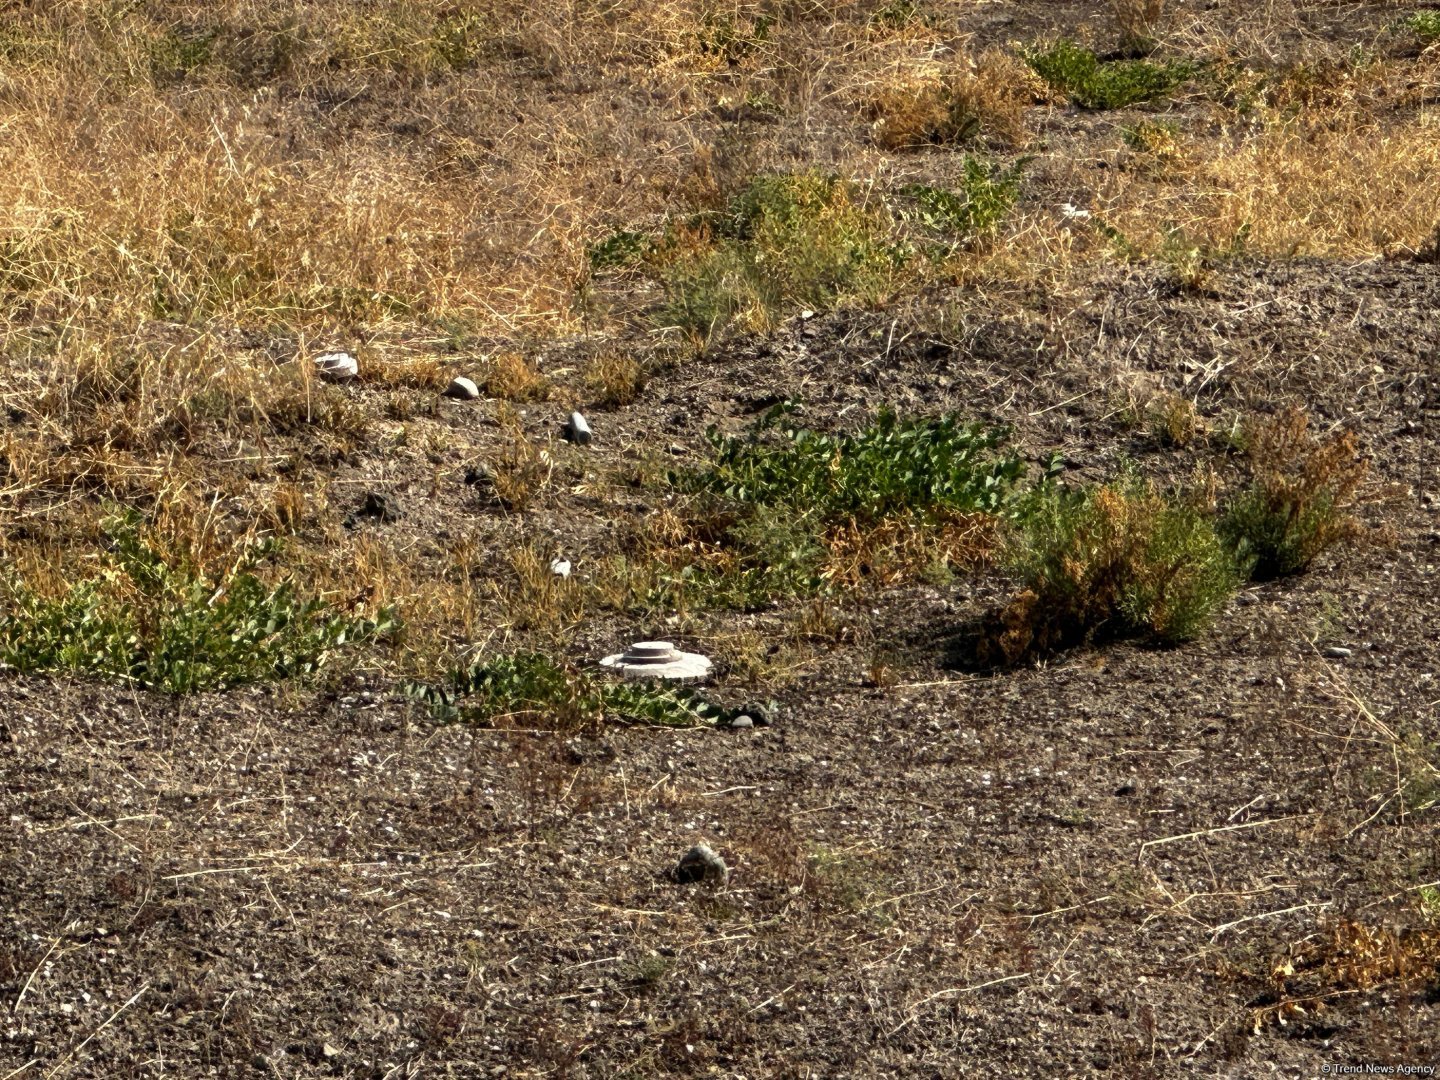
(1023, 39), (1196, 109)
(1220, 406), (1367, 579)
(0, 511), (393, 693)
(404, 651), (728, 729)
(985, 474), (1240, 663)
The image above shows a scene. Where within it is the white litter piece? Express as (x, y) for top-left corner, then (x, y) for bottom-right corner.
(600, 641), (711, 681)
(443, 376), (480, 400)
(550, 558), (572, 579)
(314, 352), (358, 381)
(1060, 203), (1092, 220)
(564, 411), (593, 445)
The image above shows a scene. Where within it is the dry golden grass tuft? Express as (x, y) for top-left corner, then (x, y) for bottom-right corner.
(868, 50), (1037, 151)
(481, 352), (552, 403)
(582, 348), (646, 410)
(1254, 917), (1440, 1032)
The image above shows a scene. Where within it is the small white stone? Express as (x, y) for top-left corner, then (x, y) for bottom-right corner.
(443, 376), (480, 400)
(314, 352), (358, 381)
(550, 558), (571, 578)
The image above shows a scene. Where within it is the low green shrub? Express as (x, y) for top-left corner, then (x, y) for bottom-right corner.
(1023, 39), (1195, 109)
(0, 511), (392, 693)
(647, 406), (1030, 606)
(902, 156), (1028, 242)
(1220, 407), (1367, 579)
(687, 404), (1026, 523)
(405, 651), (726, 728)
(984, 475), (1240, 663)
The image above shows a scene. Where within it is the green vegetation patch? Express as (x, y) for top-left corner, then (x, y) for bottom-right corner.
(984, 473), (1242, 663)
(0, 512), (393, 693)
(1023, 39), (1196, 109)
(637, 406), (1029, 606)
(687, 405), (1025, 523)
(599, 165), (1023, 347)
(1403, 12), (1440, 44)
(405, 651), (727, 729)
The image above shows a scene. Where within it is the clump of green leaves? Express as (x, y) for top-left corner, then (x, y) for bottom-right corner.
(1220, 407), (1367, 579)
(1402, 11), (1440, 44)
(0, 511), (392, 693)
(405, 651), (726, 729)
(902, 156), (1027, 244)
(984, 474), (1240, 663)
(1023, 39), (1195, 109)
(650, 406), (1028, 605)
(689, 405), (1025, 522)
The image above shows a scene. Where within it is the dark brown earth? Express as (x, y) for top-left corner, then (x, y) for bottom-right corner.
(4, 256), (1439, 1078)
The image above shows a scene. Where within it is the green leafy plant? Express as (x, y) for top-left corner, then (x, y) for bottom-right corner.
(1023, 39), (1195, 109)
(984, 474), (1240, 663)
(686, 405), (1025, 522)
(646, 407), (1029, 606)
(0, 511), (392, 693)
(902, 156), (1027, 243)
(1402, 11), (1440, 44)
(405, 651), (727, 729)
(1221, 407), (1368, 579)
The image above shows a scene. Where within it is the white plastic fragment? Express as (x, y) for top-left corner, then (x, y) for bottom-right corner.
(600, 641), (711, 681)
(314, 352), (358, 381)
(550, 558), (572, 578)
(443, 376), (480, 400)
(564, 411), (593, 445)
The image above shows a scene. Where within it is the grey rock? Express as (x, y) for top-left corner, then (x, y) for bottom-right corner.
(675, 843), (728, 884)
(564, 411), (593, 445)
(729, 715), (754, 730)
(360, 491), (403, 523)
(443, 376), (480, 400)
(1324, 646), (1353, 658)
(739, 700), (778, 726)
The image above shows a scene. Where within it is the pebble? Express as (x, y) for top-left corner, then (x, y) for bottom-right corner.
(1323, 646), (1353, 659)
(739, 700), (778, 726)
(675, 844), (728, 885)
(443, 376), (480, 400)
(564, 411), (593, 445)
(314, 352), (358, 381)
(729, 715), (754, 730)
(360, 491), (403, 523)
(550, 558), (572, 579)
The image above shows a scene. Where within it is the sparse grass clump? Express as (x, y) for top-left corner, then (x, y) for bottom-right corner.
(656, 174), (909, 345)
(0, 510), (392, 693)
(405, 651), (726, 729)
(1220, 407), (1368, 579)
(583, 349), (646, 409)
(481, 352), (551, 402)
(984, 476), (1240, 664)
(1023, 39), (1195, 109)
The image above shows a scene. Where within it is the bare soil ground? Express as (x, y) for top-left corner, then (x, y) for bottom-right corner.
(3, 1), (1440, 1077)
(5, 258), (1439, 1077)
